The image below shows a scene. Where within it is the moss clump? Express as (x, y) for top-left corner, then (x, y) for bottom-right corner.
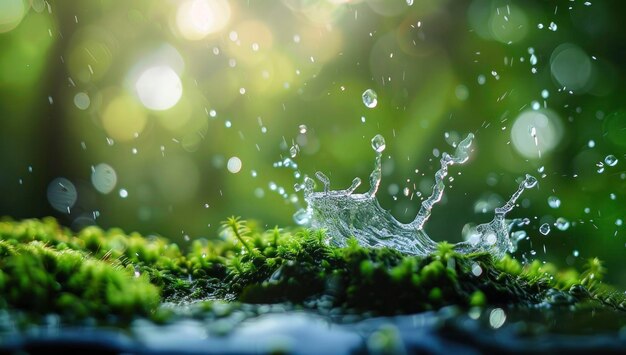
(0, 239), (159, 323)
(0, 217), (624, 324)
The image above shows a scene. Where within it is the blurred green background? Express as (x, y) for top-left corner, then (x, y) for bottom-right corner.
(1, 0), (625, 285)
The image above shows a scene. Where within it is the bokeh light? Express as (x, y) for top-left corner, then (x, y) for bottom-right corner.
(101, 94), (147, 141)
(47, 178), (77, 214)
(489, 4), (528, 44)
(0, 0), (27, 33)
(175, 0), (231, 40)
(91, 163), (118, 194)
(550, 44), (594, 93)
(511, 109), (563, 159)
(73, 92), (91, 110)
(134, 65), (183, 111)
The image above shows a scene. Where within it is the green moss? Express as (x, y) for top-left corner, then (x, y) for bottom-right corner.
(0, 217), (624, 325)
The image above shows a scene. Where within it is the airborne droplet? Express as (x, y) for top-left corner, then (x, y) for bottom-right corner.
(371, 134), (386, 153)
(362, 89), (378, 108)
(555, 217), (570, 231)
(539, 223), (551, 235)
(547, 196), (561, 209)
(293, 208), (310, 225)
(605, 154), (618, 167)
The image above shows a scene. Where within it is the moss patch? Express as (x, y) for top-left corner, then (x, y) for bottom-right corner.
(0, 217), (624, 324)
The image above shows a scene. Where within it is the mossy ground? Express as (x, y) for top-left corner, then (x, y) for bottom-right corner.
(0, 217), (623, 326)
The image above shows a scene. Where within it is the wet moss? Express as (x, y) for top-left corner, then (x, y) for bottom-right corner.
(0, 217), (624, 324)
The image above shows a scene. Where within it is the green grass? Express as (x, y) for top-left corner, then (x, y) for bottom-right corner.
(0, 217), (624, 325)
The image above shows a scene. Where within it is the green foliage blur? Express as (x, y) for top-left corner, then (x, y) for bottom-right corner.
(1, 0), (625, 286)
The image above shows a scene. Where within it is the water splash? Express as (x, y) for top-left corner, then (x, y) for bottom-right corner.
(295, 134), (537, 259)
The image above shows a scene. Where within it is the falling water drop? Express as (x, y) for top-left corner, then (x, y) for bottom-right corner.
(596, 162), (605, 173)
(555, 217), (570, 231)
(547, 196), (561, 209)
(362, 89), (378, 108)
(293, 208), (310, 225)
(371, 134), (386, 152)
(548, 22), (558, 31)
(539, 223), (551, 235)
(605, 154), (618, 167)
(290, 145), (299, 158)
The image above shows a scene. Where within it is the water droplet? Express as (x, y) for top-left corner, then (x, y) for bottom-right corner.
(616, 219), (623, 226)
(289, 145), (299, 158)
(555, 217), (570, 231)
(539, 223), (551, 235)
(548, 22), (557, 31)
(489, 308), (506, 329)
(605, 154), (618, 167)
(471, 263), (483, 276)
(610, 193), (616, 200)
(293, 208), (310, 225)
(596, 161), (605, 173)
(298, 124), (307, 134)
(227, 157), (242, 173)
(573, 250), (579, 257)
(362, 89), (378, 108)
(523, 175), (538, 188)
(406, 0), (413, 5)
(547, 196), (561, 209)
(531, 101), (540, 110)
(371, 134), (386, 153)
(119, 188), (129, 198)
(588, 140), (595, 148)
(541, 89), (549, 99)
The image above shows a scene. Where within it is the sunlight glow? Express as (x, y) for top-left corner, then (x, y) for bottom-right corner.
(176, 0), (231, 40)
